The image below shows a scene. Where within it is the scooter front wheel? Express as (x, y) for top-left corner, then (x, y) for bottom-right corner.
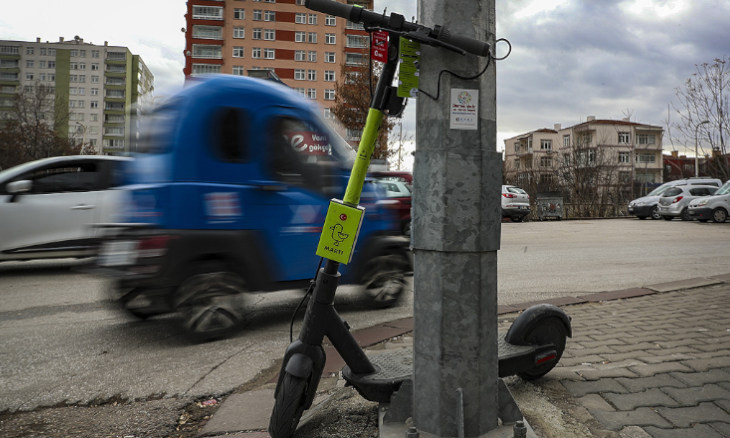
(269, 372), (308, 438)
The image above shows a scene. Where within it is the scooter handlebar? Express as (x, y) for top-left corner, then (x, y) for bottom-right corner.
(305, 0), (490, 57)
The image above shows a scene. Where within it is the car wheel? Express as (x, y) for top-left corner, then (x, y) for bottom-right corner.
(680, 208), (691, 221)
(650, 206), (661, 220)
(662, 216), (673, 221)
(361, 254), (408, 308)
(511, 216), (523, 223)
(108, 285), (170, 320)
(175, 262), (246, 342)
(711, 208), (728, 223)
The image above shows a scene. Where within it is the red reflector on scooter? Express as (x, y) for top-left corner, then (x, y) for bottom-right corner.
(535, 351), (557, 365)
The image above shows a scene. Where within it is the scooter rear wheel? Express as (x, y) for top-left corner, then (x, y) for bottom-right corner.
(517, 317), (568, 381)
(269, 372), (308, 438)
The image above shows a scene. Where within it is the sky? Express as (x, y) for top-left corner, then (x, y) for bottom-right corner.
(2, 0), (728, 165)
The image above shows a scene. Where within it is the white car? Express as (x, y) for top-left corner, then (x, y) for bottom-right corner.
(502, 185), (530, 222)
(0, 155), (129, 262)
(688, 179), (730, 223)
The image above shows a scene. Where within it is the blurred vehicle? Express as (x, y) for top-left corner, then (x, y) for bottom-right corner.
(657, 185), (717, 221)
(94, 75), (411, 340)
(369, 170), (413, 188)
(0, 155), (129, 262)
(374, 179), (412, 236)
(501, 185), (530, 222)
(688, 179), (730, 223)
(628, 177), (722, 220)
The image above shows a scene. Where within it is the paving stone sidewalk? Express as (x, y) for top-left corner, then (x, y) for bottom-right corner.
(205, 276), (730, 437)
(541, 280), (730, 437)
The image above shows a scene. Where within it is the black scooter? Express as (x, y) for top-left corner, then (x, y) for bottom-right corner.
(269, 2), (572, 437)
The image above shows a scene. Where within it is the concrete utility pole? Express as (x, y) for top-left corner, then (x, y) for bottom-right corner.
(412, 1), (501, 437)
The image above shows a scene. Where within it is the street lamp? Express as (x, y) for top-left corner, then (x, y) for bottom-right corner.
(695, 120), (709, 177)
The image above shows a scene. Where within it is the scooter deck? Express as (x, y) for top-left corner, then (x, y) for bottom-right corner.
(343, 331), (535, 403)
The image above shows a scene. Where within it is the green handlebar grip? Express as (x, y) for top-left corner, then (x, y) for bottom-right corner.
(343, 109), (384, 206)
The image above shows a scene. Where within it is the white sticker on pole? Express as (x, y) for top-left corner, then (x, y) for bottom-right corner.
(449, 88), (478, 130)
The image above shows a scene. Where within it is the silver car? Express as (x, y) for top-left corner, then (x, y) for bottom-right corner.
(657, 185), (717, 221)
(0, 155), (129, 262)
(501, 185), (530, 222)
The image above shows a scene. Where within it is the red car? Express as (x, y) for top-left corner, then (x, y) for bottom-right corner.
(374, 179), (412, 236)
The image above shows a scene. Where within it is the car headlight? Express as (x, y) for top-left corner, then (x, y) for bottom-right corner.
(694, 199), (709, 207)
(631, 201), (643, 207)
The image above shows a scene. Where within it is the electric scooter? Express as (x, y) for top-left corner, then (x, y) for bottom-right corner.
(269, 1), (572, 436)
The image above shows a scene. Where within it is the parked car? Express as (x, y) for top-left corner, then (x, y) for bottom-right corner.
(688, 179), (730, 223)
(0, 155), (129, 262)
(656, 185), (717, 221)
(501, 185), (530, 222)
(94, 75), (411, 341)
(374, 179), (412, 235)
(369, 170), (413, 188)
(628, 177), (722, 220)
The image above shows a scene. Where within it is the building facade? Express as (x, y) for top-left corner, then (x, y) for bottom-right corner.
(183, 0), (372, 143)
(0, 37), (154, 154)
(504, 116), (664, 200)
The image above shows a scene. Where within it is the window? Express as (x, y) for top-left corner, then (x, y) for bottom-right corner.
(26, 73), (34, 81)
(252, 48), (262, 59)
(232, 66), (245, 75)
(540, 139), (552, 151)
(540, 156), (552, 167)
(264, 48), (275, 59)
(346, 35), (368, 48)
(234, 8), (245, 19)
(91, 75), (99, 83)
(325, 34), (336, 44)
(253, 28), (262, 39)
(637, 134), (655, 145)
(192, 44), (222, 59)
(307, 88), (316, 99)
(325, 15), (336, 26)
(0, 45), (20, 55)
(307, 69), (316, 81)
(308, 51), (317, 62)
(295, 50), (306, 61)
(323, 108), (333, 119)
(308, 14), (317, 24)
(324, 70), (335, 82)
(193, 24), (224, 39)
(90, 101), (99, 109)
(210, 107), (249, 162)
(253, 10), (262, 20)
(193, 6), (223, 20)
(618, 132), (630, 144)
(514, 143), (521, 153)
(48, 61), (56, 69)
(563, 135), (570, 147)
(619, 152), (630, 163)
(91, 88), (99, 96)
(294, 69), (305, 80)
(192, 63), (221, 76)
(233, 47), (245, 58)
(26, 60), (34, 68)
(295, 87), (306, 97)
(325, 52), (335, 63)
(264, 10), (276, 21)
(346, 53), (364, 65)
(91, 63), (99, 71)
(295, 32), (305, 43)
(234, 27), (245, 38)
(91, 50), (100, 58)
(619, 171), (631, 183)
(296, 13), (306, 24)
(308, 32), (317, 43)
(26, 47), (34, 55)
(264, 29), (275, 40)
(637, 154), (656, 163)
(324, 89), (335, 101)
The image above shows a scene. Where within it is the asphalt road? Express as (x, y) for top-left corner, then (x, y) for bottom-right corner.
(1, 218), (728, 414)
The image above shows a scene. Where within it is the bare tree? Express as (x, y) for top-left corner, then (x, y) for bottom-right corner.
(331, 61), (394, 160)
(0, 83), (90, 169)
(670, 57), (730, 180)
(557, 130), (624, 218)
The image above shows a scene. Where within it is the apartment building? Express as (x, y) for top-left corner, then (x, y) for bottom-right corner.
(0, 37), (153, 154)
(183, 0), (372, 142)
(504, 116), (664, 198)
